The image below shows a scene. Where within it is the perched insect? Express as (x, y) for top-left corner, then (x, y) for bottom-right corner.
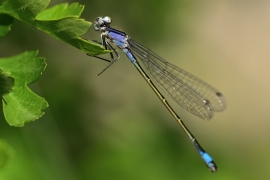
(90, 16), (226, 172)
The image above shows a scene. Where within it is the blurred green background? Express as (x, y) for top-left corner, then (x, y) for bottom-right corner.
(1, 0), (270, 179)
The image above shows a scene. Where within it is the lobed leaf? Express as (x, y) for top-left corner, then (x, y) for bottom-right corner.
(0, 51), (48, 127)
(0, 0), (108, 55)
(0, 1), (108, 126)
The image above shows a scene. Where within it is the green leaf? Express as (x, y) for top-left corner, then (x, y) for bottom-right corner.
(0, 13), (13, 37)
(36, 2), (83, 20)
(0, 1), (109, 125)
(0, 51), (48, 127)
(0, 0), (109, 55)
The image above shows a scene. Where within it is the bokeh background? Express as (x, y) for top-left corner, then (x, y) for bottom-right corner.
(1, 0), (270, 179)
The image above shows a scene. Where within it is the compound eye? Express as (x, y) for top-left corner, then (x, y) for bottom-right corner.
(93, 23), (100, 31)
(103, 16), (111, 24)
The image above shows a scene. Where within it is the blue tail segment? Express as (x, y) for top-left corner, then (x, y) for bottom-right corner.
(193, 140), (217, 172)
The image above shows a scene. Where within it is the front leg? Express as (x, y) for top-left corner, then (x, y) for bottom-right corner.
(97, 40), (120, 76)
(86, 33), (120, 75)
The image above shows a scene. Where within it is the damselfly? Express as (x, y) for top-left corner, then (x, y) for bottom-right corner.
(90, 16), (226, 172)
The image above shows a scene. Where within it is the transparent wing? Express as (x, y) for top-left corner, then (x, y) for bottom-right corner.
(129, 39), (226, 120)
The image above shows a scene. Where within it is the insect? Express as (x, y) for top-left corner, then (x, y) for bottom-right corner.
(90, 16), (226, 172)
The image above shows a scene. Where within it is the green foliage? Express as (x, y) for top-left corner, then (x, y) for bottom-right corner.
(0, 0), (108, 55)
(0, 0), (108, 126)
(0, 51), (48, 126)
